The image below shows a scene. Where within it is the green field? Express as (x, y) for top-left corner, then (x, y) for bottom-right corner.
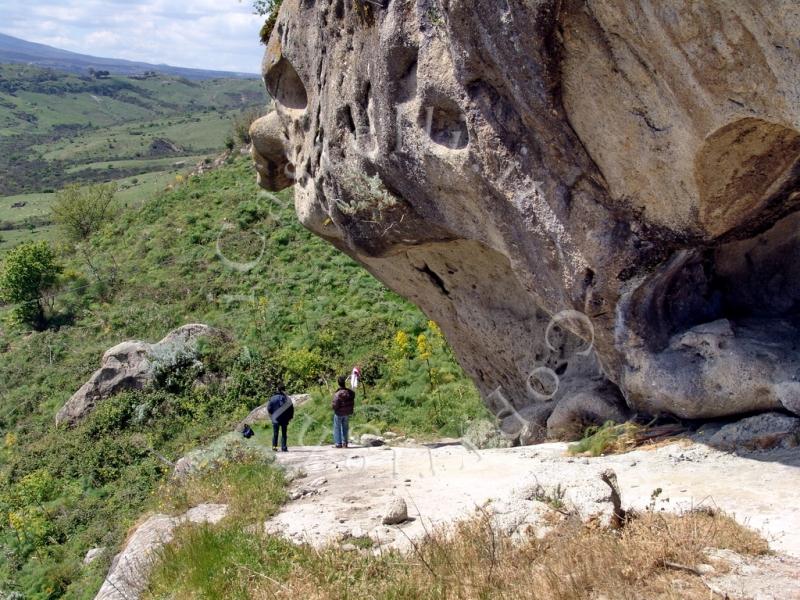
(0, 63), (270, 253)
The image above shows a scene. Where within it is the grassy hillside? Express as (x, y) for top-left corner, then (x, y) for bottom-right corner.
(0, 63), (268, 255)
(0, 156), (486, 598)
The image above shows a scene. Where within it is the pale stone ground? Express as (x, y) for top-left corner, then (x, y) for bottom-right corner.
(268, 440), (800, 599)
(270, 440), (800, 556)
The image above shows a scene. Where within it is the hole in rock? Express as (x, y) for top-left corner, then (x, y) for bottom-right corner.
(633, 210), (800, 350)
(337, 105), (356, 135)
(265, 57), (308, 112)
(416, 263), (450, 296)
(387, 45), (418, 102)
(418, 99), (468, 149)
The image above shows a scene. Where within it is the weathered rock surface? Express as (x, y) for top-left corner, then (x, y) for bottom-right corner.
(172, 432), (275, 479)
(56, 324), (221, 426)
(251, 0), (800, 439)
(705, 412), (800, 452)
(94, 504), (227, 600)
(268, 441), (800, 557)
(462, 419), (513, 449)
(381, 496), (408, 525)
(704, 548), (800, 600)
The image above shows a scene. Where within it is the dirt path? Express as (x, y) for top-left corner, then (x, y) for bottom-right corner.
(269, 440), (800, 559)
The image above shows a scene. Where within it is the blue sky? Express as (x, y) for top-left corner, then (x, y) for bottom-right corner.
(0, 0), (266, 73)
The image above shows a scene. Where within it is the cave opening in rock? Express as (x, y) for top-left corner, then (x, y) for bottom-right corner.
(632, 207), (800, 354)
(265, 57), (308, 112)
(418, 98), (469, 150)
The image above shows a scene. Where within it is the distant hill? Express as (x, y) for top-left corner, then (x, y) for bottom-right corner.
(0, 32), (258, 80)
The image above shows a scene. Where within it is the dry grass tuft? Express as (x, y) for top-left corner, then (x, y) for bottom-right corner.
(569, 421), (689, 456)
(147, 504), (769, 600)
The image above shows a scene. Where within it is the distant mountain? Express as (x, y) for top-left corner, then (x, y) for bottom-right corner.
(0, 32), (258, 80)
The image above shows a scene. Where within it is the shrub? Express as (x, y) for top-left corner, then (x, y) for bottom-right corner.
(51, 182), (117, 242)
(255, 0), (283, 44)
(0, 241), (62, 330)
(231, 109), (261, 146)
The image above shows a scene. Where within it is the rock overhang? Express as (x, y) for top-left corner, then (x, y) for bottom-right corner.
(249, 0), (800, 440)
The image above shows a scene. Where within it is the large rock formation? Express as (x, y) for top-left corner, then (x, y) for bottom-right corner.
(56, 324), (221, 426)
(250, 0), (800, 440)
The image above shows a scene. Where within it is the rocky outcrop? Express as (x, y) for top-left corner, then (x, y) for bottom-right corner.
(172, 432), (275, 479)
(700, 412), (800, 452)
(56, 324), (221, 426)
(250, 0), (800, 440)
(94, 504), (228, 600)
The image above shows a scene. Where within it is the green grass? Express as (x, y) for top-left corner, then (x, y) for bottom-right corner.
(64, 155), (206, 175)
(41, 112), (242, 163)
(0, 156), (487, 598)
(0, 192), (55, 220)
(568, 421), (643, 456)
(0, 224), (59, 252)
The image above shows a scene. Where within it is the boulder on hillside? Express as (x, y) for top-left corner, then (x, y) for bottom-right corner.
(94, 504), (227, 600)
(172, 432), (275, 479)
(56, 324), (223, 426)
(147, 137), (183, 156)
(250, 0), (800, 440)
(83, 547), (105, 566)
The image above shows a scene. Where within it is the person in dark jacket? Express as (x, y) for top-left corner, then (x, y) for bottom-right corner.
(267, 384), (294, 452)
(332, 375), (355, 448)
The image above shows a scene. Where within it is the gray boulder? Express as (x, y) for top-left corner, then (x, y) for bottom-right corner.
(381, 496), (408, 525)
(546, 385), (631, 441)
(500, 402), (555, 446)
(360, 434), (385, 447)
(56, 324), (221, 426)
(172, 432), (275, 479)
(94, 504), (227, 600)
(707, 413), (800, 452)
(462, 419), (513, 449)
(250, 0), (800, 439)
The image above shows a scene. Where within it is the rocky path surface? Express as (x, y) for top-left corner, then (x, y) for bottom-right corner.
(269, 440), (800, 558)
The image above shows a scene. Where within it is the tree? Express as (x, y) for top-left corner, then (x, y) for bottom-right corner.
(0, 241), (62, 330)
(51, 183), (117, 242)
(252, 0), (283, 43)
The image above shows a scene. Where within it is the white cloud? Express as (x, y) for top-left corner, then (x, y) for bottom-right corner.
(0, 0), (267, 73)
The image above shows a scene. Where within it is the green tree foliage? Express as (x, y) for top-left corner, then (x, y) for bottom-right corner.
(0, 241), (62, 330)
(51, 183), (117, 242)
(253, 0), (283, 43)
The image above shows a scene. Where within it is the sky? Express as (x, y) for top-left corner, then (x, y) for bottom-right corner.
(0, 0), (267, 73)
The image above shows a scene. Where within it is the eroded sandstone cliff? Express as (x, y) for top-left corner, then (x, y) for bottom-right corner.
(250, 0), (800, 440)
